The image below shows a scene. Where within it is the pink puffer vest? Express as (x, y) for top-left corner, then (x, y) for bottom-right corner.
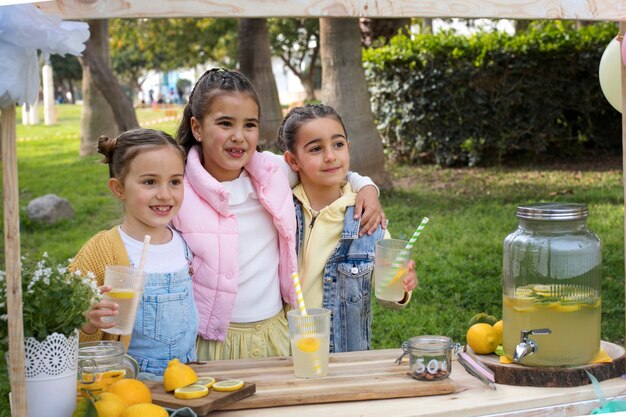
(172, 146), (297, 341)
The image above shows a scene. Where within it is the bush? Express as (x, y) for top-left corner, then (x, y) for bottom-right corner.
(363, 21), (621, 166)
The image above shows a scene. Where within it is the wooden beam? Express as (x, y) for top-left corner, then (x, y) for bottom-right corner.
(36, 0), (626, 20)
(621, 21), (626, 350)
(2, 105), (27, 417)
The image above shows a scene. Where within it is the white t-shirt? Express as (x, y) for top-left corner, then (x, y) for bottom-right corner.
(118, 226), (188, 274)
(222, 171), (283, 323)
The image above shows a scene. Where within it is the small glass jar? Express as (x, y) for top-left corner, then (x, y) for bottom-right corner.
(405, 335), (453, 381)
(77, 341), (139, 395)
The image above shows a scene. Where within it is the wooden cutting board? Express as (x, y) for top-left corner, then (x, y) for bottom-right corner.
(154, 349), (456, 413)
(475, 341), (626, 387)
(146, 381), (256, 415)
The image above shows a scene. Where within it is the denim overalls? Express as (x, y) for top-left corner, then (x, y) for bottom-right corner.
(127, 245), (199, 375)
(295, 202), (384, 353)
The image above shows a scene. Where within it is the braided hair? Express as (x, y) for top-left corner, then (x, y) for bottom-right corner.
(98, 128), (185, 181)
(277, 104), (347, 153)
(177, 68), (261, 155)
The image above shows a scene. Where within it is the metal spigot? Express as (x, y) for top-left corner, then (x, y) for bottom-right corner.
(513, 328), (551, 363)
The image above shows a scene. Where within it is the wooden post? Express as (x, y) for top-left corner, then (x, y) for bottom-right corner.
(1, 105), (27, 417)
(621, 21), (626, 348)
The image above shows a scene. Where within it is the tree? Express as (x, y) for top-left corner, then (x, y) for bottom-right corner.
(268, 18), (320, 101)
(109, 18), (237, 100)
(79, 20), (118, 156)
(320, 18), (391, 190)
(238, 18), (283, 149)
(81, 19), (139, 133)
(50, 54), (81, 104)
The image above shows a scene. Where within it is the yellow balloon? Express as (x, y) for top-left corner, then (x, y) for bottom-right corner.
(598, 37), (622, 113)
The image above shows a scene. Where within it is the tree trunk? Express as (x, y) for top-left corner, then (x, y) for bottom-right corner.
(320, 18), (391, 190)
(80, 20), (117, 156)
(238, 18), (283, 150)
(81, 19), (139, 136)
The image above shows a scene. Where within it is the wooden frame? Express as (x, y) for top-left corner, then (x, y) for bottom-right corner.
(3, 2), (625, 417)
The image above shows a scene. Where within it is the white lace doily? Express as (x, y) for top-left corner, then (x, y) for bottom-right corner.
(24, 331), (78, 379)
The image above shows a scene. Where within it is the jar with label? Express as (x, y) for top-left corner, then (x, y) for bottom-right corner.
(404, 335), (453, 381)
(77, 341), (139, 396)
(502, 203), (601, 366)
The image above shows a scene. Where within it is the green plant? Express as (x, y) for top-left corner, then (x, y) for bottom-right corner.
(364, 21), (620, 166)
(0, 253), (101, 345)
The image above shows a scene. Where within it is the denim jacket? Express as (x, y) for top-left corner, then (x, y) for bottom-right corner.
(295, 200), (384, 352)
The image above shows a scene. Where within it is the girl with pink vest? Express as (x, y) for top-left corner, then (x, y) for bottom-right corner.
(172, 68), (383, 360)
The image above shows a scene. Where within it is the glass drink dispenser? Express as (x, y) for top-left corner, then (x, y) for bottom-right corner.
(502, 203), (601, 366)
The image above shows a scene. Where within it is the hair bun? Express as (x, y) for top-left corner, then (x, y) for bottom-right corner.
(97, 135), (116, 163)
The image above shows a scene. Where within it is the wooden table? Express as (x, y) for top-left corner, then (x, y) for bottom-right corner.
(202, 349), (626, 417)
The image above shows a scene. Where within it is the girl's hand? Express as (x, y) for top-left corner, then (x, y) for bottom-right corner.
(354, 185), (386, 236)
(81, 285), (119, 335)
(403, 260), (418, 292)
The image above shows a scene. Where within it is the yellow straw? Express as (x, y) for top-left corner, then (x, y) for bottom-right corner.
(292, 272), (307, 315)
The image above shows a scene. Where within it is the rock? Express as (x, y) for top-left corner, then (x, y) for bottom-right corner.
(26, 194), (74, 225)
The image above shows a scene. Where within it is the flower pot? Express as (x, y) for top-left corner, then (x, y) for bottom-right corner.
(23, 331), (79, 417)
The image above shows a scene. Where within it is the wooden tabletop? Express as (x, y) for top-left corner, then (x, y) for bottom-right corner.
(205, 348), (626, 417)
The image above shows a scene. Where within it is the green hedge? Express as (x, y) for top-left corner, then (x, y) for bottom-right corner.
(363, 21), (621, 166)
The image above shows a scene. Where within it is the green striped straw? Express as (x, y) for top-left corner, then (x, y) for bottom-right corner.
(385, 217), (430, 285)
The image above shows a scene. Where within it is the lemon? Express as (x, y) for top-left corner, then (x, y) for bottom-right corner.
(107, 379), (152, 406)
(163, 358), (199, 392)
(107, 290), (135, 299)
(196, 376), (216, 389)
(174, 384), (209, 400)
(466, 323), (499, 354)
(553, 302), (581, 312)
(213, 380), (244, 392)
(492, 320), (503, 346)
(120, 403), (168, 417)
(93, 392), (128, 417)
(296, 337), (320, 353)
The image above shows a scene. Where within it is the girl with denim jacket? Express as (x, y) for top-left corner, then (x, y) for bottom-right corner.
(71, 129), (199, 376)
(171, 68), (384, 360)
(280, 105), (418, 352)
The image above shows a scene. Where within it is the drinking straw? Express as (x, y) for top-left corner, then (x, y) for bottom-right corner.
(136, 235), (151, 280)
(291, 272), (321, 375)
(385, 217), (429, 286)
(291, 272), (307, 316)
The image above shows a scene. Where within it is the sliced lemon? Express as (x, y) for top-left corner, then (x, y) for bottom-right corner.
(532, 284), (552, 296)
(102, 369), (126, 379)
(107, 290), (135, 299)
(213, 380), (244, 392)
(196, 376), (216, 389)
(553, 302), (581, 313)
(174, 384), (209, 400)
(296, 337), (320, 353)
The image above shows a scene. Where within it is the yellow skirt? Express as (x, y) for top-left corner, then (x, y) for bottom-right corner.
(196, 309), (290, 360)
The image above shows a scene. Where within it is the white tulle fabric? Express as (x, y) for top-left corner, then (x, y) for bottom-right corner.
(0, 4), (89, 107)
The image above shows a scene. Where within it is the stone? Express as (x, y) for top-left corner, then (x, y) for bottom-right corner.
(26, 194), (74, 225)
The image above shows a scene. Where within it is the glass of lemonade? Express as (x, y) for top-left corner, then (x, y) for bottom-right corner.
(101, 265), (145, 335)
(375, 239), (409, 302)
(288, 308), (331, 378)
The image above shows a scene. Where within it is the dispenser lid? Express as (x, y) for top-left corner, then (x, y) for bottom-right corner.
(516, 203), (588, 221)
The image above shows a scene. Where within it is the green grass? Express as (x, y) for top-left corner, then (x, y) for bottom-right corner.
(0, 104), (624, 415)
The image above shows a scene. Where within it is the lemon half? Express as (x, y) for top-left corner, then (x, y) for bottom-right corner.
(213, 380), (244, 392)
(174, 384), (209, 400)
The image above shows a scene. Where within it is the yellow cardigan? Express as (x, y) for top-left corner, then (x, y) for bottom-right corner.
(69, 226), (132, 349)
